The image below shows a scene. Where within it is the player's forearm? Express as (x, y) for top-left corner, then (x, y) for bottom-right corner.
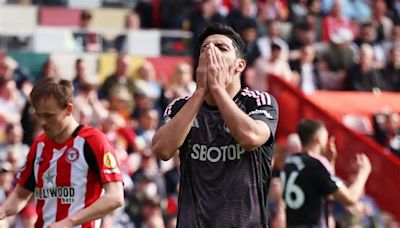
(152, 89), (206, 160)
(347, 170), (370, 204)
(2, 186), (32, 217)
(210, 87), (270, 150)
(68, 182), (124, 226)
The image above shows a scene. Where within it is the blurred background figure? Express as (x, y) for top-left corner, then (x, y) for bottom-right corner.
(99, 54), (135, 101)
(382, 47), (400, 92)
(73, 10), (105, 52)
(162, 62), (195, 104)
(40, 58), (60, 79)
(346, 44), (386, 92)
(290, 44), (322, 94)
(373, 111), (400, 157)
(253, 42), (296, 91)
(319, 27), (356, 90)
(114, 11), (141, 53)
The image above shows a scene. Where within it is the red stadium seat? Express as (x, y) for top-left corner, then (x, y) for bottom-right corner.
(39, 7), (82, 27)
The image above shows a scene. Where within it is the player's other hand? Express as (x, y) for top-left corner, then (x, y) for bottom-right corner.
(355, 153), (372, 176)
(325, 136), (337, 163)
(47, 218), (74, 228)
(0, 206), (6, 220)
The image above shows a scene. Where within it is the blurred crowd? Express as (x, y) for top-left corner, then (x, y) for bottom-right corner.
(0, 0), (400, 227)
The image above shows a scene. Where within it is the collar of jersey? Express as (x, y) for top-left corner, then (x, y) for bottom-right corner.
(202, 89), (242, 110)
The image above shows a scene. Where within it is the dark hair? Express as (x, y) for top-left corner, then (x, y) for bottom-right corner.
(80, 10), (93, 21)
(297, 119), (325, 146)
(30, 77), (74, 109)
(75, 58), (83, 67)
(198, 23), (247, 60)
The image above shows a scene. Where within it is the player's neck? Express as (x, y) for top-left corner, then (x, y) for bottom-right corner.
(204, 83), (240, 106)
(303, 144), (321, 155)
(53, 118), (80, 144)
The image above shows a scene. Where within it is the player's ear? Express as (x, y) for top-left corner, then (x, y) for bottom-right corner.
(234, 59), (246, 73)
(65, 103), (73, 116)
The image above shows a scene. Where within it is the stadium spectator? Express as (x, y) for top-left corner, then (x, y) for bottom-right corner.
(114, 11), (141, 53)
(73, 79), (108, 128)
(0, 123), (29, 165)
(71, 58), (87, 95)
(0, 78), (24, 125)
(98, 54), (135, 100)
(135, 108), (159, 151)
(346, 44), (386, 92)
(354, 22), (386, 69)
(281, 119), (372, 227)
(319, 27), (356, 90)
(288, 22), (317, 57)
(373, 111), (400, 157)
(226, 0), (258, 33)
(382, 47), (400, 92)
(239, 18), (260, 67)
(73, 10), (104, 52)
(321, 0), (371, 22)
(307, 0), (324, 42)
(256, 20), (289, 60)
(107, 85), (135, 120)
(372, 0), (393, 43)
(321, 0), (356, 43)
(0, 78), (124, 227)
(288, 0), (309, 28)
(290, 44), (322, 94)
(162, 62), (196, 105)
(152, 23), (279, 227)
(382, 23), (400, 57)
(258, 0), (288, 22)
(254, 42), (296, 91)
(40, 58), (60, 79)
(188, 0), (226, 63)
(0, 162), (14, 227)
(135, 61), (162, 102)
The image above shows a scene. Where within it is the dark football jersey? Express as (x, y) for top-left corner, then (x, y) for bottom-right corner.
(281, 153), (343, 227)
(163, 88), (279, 228)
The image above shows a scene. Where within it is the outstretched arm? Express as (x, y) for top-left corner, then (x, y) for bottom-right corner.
(333, 154), (371, 206)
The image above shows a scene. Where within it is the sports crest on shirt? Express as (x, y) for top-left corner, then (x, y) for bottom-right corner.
(65, 148), (79, 163)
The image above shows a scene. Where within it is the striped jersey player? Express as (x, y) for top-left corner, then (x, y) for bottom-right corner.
(0, 78), (124, 228)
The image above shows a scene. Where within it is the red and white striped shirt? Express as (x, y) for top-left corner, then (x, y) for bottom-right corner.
(17, 125), (123, 228)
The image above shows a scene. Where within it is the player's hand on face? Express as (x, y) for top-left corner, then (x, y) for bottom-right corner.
(325, 136), (337, 162)
(207, 43), (232, 91)
(196, 46), (209, 94)
(355, 153), (372, 175)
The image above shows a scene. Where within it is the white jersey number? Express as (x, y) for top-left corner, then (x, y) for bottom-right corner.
(281, 171), (305, 209)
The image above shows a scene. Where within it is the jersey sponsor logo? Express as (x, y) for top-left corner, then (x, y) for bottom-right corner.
(35, 187), (75, 204)
(191, 143), (246, 162)
(103, 152), (117, 169)
(65, 148), (79, 163)
(248, 109), (274, 119)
